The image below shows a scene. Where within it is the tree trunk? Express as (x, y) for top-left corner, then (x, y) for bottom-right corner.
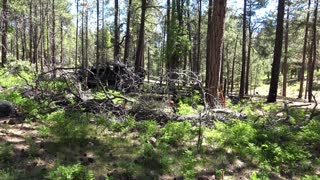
(114, 0), (120, 61)
(81, 3), (84, 69)
(282, 2), (290, 97)
(46, 2), (50, 65)
(147, 46), (150, 83)
(206, 0), (227, 106)
(60, 20), (63, 64)
(239, 0), (247, 99)
(33, 3), (39, 73)
(76, 0), (79, 67)
(1, 0), (8, 66)
(51, 0), (56, 71)
(96, 0), (100, 68)
(245, 30), (253, 95)
(15, 25), (19, 60)
(124, 0), (132, 64)
(308, 0), (318, 102)
(196, 0), (202, 75)
(101, 0), (106, 62)
(225, 44), (229, 94)
(231, 35), (238, 94)
(187, 0), (192, 75)
(135, 0), (147, 77)
(85, 5), (89, 70)
(305, 40), (312, 99)
(40, 0), (44, 72)
(22, 14), (27, 61)
(220, 43), (224, 86)
(298, 0), (311, 98)
(267, 0), (285, 102)
(245, 3), (253, 95)
(29, 0), (33, 63)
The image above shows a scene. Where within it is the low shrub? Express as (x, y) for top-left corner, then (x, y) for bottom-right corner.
(46, 163), (94, 180)
(160, 121), (193, 146)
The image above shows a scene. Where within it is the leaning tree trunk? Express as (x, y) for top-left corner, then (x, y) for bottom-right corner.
(267, 0), (285, 102)
(298, 0), (311, 98)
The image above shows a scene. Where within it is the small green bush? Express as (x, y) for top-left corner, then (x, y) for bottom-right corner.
(46, 163), (94, 180)
(160, 121), (193, 146)
(137, 120), (158, 142)
(181, 150), (196, 179)
(25, 136), (40, 157)
(299, 119), (320, 149)
(0, 143), (13, 163)
(207, 120), (256, 155)
(177, 101), (197, 115)
(46, 110), (90, 144)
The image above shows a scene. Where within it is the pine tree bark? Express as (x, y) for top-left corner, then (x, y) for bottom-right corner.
(282, 2), (290, 97)
(220, 43), (224, 86)
(96, 0), (100, 67)
(114, 0), (120, 61)
(51, 0), (56, 71)
(81, 3), (85, 69)
(75, 0), (79, 67)
(15, 25), (19, 60)
(29, 0), (33, 62)
(135, 0), (147, 77)
(186, 0), (192, 74)
(245, 3), (252, 95)
(267, 0), (285, 102)
(231, 35), (238, 94)
(22, 14), (27, 61)
(239, 0), (247, 99)
(196, 0), (202, 75)
(206, 0), (227, 106)
(1, 0), (8, 66)
(33, 3), (39, 73)
(85, 5), (89, 69)
(226, 45), (230, 94)
(298, 0), (311, 98)
(147, 46), (150, 83)
(124, 0), (132, 64)
(245, 30), (253, 95)
(40, 0), (44, 71)
(60, 20), (63, 64)
(308, 0), (318, 102)
(305, 40), (312, 99)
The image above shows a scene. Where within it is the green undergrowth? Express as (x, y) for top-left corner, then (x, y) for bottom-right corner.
(0, 66), (320, 179)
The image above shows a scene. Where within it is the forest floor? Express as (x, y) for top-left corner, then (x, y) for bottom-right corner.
(0, 63), (320, 179)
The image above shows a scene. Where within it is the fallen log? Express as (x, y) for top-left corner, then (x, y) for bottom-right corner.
(176, 108), (246, 122)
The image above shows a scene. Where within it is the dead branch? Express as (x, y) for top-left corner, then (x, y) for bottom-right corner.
(309, 94), (318, 121)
